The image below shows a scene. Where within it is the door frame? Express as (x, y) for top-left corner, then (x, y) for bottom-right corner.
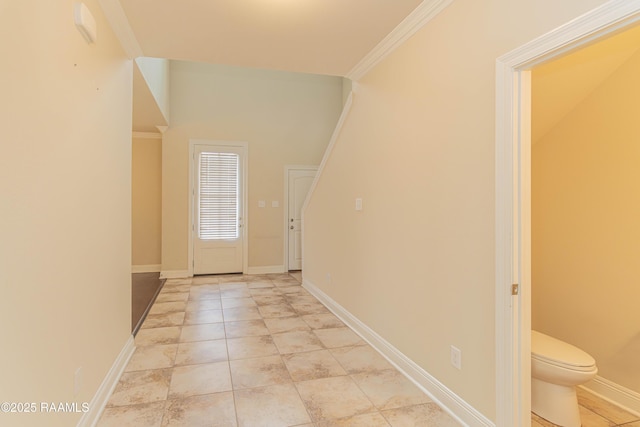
(495, 1), (640, 425)
(188, 139), (249, 277)
(283, 165), (318, 271)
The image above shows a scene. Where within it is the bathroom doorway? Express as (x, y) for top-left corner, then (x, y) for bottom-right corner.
(495, 2), (640, 425)
(530, 23), (640, 417)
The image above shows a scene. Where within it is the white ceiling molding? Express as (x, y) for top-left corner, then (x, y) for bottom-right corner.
(346, 0), (453, 81)
(98, 0), (144, 58)
(132, 131), (162, 139)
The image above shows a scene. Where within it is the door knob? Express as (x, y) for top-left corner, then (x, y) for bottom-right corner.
(290, 226), (294, 229)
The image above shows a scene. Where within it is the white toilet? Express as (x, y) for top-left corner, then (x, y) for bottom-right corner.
(531, 330), (598, 427)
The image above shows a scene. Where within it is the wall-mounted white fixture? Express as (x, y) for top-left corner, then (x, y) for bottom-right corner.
(355, 198), (363, 211)
(74, 3), (97, 44)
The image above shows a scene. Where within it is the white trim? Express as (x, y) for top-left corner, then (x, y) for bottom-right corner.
(582, 376), (640, 417)
(97, 0), (143, 59)
(303, 279), (492, 427)
(302, 92), (353, 217)
(76, 336), (135, 427)
(188, 140), (249, 276)
(131, 264), (161, 273)
(301, 93), (353, 275)
(159, 270), (191, 279)
(132, 131), (162, 140)
(246, 265), (285, 275)
(495, 2), (640, 425)
(284, 165), (318, 272)
(346, 0), (453, 81)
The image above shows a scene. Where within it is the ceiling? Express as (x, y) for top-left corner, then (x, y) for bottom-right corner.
(532, 24), (640, 142)
(119, 0), (423, 77)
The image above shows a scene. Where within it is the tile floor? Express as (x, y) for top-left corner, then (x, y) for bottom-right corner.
(532, 386), (640, 427)
(97, 273), (461, 427)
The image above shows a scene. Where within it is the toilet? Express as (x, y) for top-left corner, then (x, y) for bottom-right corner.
(531, 330), (598, 427)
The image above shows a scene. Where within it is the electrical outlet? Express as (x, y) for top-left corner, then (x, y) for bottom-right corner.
(450, 346), (462, 370)
(325, 273), (332, 284)
(74, 367), (83, 396)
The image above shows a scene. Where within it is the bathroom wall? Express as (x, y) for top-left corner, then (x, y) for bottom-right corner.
(532, 45), (640, 394)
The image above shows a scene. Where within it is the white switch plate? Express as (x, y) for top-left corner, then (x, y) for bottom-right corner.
(271, 201), (279, 208)
(258, 200), (266, 208)
(450, 346), (462, 370)
(355, 198), (363, 211)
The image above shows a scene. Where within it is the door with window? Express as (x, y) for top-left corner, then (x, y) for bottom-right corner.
(193, 144), (246, 275)
(287, 168), (316, 271)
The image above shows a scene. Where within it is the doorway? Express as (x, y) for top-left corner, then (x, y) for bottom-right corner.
(189, 140), (248, 275)
(495, 2), (640, 425)
(284, 166), (317, 271)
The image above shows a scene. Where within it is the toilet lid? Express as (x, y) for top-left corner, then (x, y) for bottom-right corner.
(531, 330), (596, 369)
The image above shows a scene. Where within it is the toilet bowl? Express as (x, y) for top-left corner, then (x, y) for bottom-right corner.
(531, 330), (597, 427)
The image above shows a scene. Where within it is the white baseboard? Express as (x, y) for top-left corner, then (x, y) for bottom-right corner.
(76, 335), (135, 427)
(582, 376), (640, 417)
(159, 270), (191, 279)
(246, 265), (285, 275)
(131, 264), (161, 273)
(303, 279), (494, 427)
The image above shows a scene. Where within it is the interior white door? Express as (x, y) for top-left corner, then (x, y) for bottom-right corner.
(193, 144), (245, 275)
(288, 169), (316, 270)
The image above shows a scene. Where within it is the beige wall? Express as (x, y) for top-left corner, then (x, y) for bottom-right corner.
(132, 136), (163, 268)
(162, 61), (343, 272)
(532, 48), (640, 393)
(0, 1), (132, 426)
(304, 0), (608, 419)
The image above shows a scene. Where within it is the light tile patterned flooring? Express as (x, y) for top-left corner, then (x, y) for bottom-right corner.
(532, 387), (640, 427)
(97, 273), (461, 427)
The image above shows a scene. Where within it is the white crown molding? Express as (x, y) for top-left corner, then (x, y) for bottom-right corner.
(97, 0), (144, 59)
(132, 131), (162, 139)
(346, 0), (454, 81)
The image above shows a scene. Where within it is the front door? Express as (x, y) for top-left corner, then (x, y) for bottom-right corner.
(287, 169), (316, 271)
(193, 144), (245, 275)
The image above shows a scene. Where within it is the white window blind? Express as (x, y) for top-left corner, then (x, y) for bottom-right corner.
(199, 152), (239, 240)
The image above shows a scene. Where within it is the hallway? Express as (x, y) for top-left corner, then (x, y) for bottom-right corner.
(97, 273), (461, 426)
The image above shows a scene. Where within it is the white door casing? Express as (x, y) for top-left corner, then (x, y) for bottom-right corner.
(190, 141), (248, 275)
(495, 2), (640, 426)
(287, 168), (316, 270)
(284, 166), (317, 271)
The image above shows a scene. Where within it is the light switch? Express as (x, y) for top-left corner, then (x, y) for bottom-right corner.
(271, 201), (279, 208)
(258, 200), (266, 208)
(355, 198), (363, 211)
